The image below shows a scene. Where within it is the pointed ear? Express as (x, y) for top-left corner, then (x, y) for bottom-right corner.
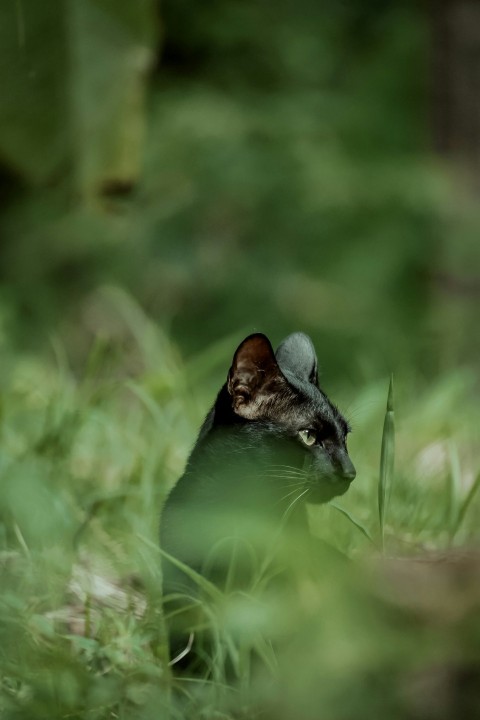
(275, 332), (318, 386)
(227, 334), (285, 419)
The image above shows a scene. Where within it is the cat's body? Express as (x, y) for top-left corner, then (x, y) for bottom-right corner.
(160, 332), (355, 599)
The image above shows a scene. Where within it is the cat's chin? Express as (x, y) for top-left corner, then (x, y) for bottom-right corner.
(307, 479), (351, 504)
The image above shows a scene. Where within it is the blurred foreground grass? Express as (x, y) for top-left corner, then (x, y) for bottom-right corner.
(1, 293), (479, 720)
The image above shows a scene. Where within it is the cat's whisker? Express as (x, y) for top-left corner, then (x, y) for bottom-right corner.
(269, 477), (309, 487)
(270, 477), (308, 490)
(268, 480), (307, 489)
(265, 469), (308, 480)
(280, 481), (306, 490)
(276, 486), (307, 506)
(266, 472), (306, 481)
(270, 464), (307, 475)
(343, 398), (381, 428)
(282, 487), (310, 520)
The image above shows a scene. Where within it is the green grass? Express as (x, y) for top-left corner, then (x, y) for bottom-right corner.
(1, 298), (480, 719)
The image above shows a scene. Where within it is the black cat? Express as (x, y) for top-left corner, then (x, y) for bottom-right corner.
(160, 331), (355, 601)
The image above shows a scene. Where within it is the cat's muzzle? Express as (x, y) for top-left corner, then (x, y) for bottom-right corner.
(306, 458), (356, 504)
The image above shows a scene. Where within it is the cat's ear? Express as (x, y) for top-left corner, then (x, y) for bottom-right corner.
(227, 333), (285, 419)
(275, 332), (319, 386)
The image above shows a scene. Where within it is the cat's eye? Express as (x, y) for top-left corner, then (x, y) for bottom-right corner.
(298, 429), (317, 447)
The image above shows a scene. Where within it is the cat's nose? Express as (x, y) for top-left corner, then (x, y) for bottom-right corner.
(338, 456), (356, 482)
(342, 467), (356, 482)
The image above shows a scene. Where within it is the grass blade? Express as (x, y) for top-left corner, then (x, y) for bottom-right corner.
(157, 546), (223, 603)
(452, 471), (480, 539)
(446, 440), (462, 543)
(329, 503), (375, 545)
(378, 375), (395, 553)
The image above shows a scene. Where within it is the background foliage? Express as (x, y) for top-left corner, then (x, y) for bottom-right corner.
(1, 0), (478, 375)
(0, 0), (479, 718)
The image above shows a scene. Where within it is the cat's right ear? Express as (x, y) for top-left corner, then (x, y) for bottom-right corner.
(227, 334), (285, 419)
(275, 332), (319, 386)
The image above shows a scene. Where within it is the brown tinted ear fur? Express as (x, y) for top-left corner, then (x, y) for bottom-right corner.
(227, 334), (286, 419)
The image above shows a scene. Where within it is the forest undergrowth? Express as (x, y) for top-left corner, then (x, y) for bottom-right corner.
(1, 294), (479, 720)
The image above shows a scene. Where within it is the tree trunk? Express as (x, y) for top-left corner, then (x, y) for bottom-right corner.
(431, 0), (480, 186)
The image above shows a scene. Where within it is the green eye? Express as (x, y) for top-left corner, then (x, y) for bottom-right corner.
(298, 429), (316, 447)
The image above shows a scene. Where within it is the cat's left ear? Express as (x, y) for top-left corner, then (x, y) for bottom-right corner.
(275, 332), (319, 386)
(227, 333), (286, 419)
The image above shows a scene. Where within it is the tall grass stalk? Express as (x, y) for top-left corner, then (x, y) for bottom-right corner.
(446, 440), (462, 544)
(378, 375), (395, 553)
(452, 471), (480, 541)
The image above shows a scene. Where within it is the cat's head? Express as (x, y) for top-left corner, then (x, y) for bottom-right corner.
(226, 332), (356, 503)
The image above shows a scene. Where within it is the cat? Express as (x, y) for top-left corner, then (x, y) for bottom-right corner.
(160, 331), (356, 611)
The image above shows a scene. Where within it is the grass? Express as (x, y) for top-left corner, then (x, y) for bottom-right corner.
(378, 374), (395, 552)
(1, 297), (480, 719)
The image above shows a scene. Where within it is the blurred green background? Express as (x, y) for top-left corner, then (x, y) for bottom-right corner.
(1, 1), (480, 719)
(1, 0), (478, 381)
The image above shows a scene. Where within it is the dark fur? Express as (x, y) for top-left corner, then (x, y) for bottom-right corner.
(160, 332), (355, 596)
